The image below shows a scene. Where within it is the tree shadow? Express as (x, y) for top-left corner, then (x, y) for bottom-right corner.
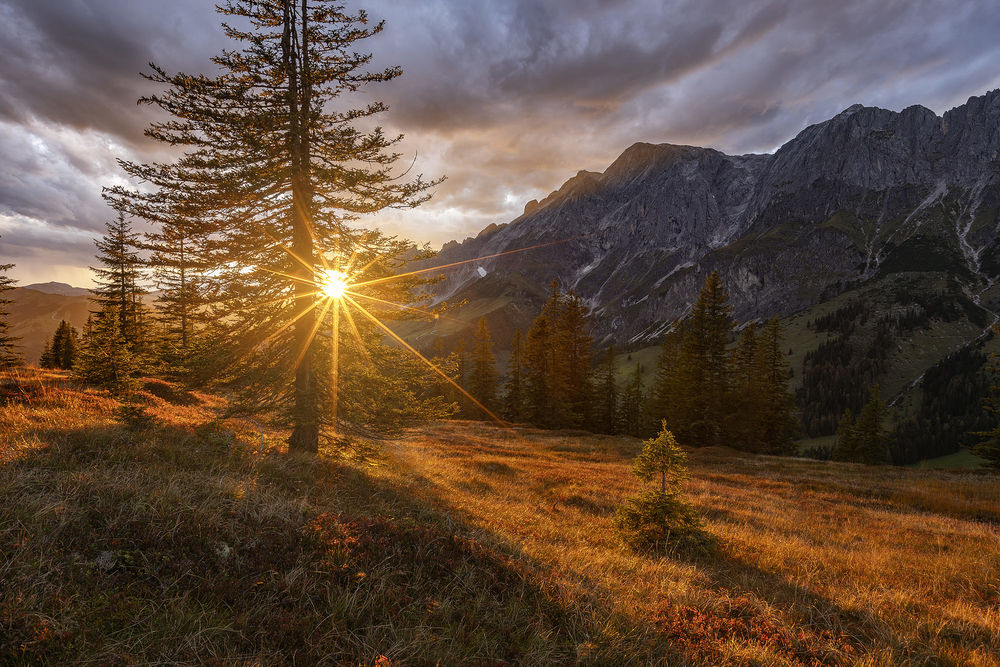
(2, 415), (924, 665)
(1, 420), (656, 664)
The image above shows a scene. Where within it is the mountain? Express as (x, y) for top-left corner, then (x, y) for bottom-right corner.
(415, 90), (1000, 343)
(22, 282), (92, 297)
(6, 287), (91, 364)
(404, 89), (1000, 459)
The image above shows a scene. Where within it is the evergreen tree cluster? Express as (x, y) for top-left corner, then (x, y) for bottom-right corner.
(975, 344), (1000, 469)
(453, 271), (799, 455)
(798, 285), (992, 440)
(646, 272), (797, 453)
(515, 281), (595, 429)
(40, 321), (79, 370)
(74, 211), (156, 394)
(892, 342), (994, 464)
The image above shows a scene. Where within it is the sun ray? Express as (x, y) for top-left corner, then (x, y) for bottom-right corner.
(256, 289), (322, 308)
(330, 299), (340, 431)
(259, 266), (321, 287)
(343, 294), (508, 427)
(293, 297), (333, 371)
(344, 290), (453, 321)
(349, 236), (586, 289)
(254, 299), (322, 350)
(339, 299), (374, 368)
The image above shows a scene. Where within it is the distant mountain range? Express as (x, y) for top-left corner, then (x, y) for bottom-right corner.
(412, 89), (1000, 347)
(7, 283), (92, 364)
(400, 89), (1000, 455)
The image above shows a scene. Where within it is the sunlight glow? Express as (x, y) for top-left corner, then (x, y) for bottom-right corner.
(262, 237), (581, 432)
(319, 269), (349, 299)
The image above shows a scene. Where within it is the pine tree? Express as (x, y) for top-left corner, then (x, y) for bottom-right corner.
(678, 271), (735, 446)
(754, 318), (798, 454)
(632, 421), (690, 494)
(142, 208), (210, 372)
(834, 386), (888, 464)
(619, 363), (645, 437)
(596, 345), (618, 434)
(468, 317), (499, 412)
(41, 321), (79, 370)
(646, 325), (682, 435)
(0, 253), (21, 370)
(557, 291), (594, 427)
(75, 307), (141, 395)
(40, 340), (55, 369)
(730, 322), (760, 449)
(853, 385), (889, 465)
(833, 409), (858, 462)
(91, 209), (148, 349)
(502, 329), (528, 422)
(614, 421), (705, 551)
(522, 281), (594, 429)
(107, 1), (441, 452)
(524, 311), (553, 426)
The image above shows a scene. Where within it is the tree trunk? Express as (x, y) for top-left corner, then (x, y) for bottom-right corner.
(285, 0), (319, 453)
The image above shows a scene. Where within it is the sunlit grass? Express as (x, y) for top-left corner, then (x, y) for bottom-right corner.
(2, 368), (998, 664)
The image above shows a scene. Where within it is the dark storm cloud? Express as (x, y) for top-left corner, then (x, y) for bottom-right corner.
(2, 0), (1000, 284)
(0, 0), (219, 144)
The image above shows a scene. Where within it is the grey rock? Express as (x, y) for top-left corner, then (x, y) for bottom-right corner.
(414, 89), (1000, 346)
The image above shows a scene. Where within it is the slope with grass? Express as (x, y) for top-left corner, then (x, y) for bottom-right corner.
(2, 369), (998, 664)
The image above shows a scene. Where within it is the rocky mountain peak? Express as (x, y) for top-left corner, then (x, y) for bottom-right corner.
(421, 88), (1000, 348)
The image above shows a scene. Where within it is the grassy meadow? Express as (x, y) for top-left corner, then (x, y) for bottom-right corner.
(1, 368), (998, 665)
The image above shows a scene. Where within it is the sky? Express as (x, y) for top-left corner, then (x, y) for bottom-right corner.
(1, 0), (999, 286)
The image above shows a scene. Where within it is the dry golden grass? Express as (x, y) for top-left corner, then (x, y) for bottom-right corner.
(2, 368), (998, 665)
(381, 421), (1000, 665)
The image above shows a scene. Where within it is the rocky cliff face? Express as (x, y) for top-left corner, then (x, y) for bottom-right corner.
(415, 89), (1000, 346)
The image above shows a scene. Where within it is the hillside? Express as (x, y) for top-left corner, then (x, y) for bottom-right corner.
(5, 284), (91, 364)
(2, 369), (998, 664)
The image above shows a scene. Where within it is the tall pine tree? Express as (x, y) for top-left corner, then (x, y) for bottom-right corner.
(90, 209), (149, 351)
(0, 250), (21, 370)
(619, 363), (646, 437)
(502, 328), (528, 422)
(596, 345), (619, 434)
(834, 386), (888, 464)
(647, 325), (682, 436)
(108, 1), (441, 452)
(730, 322), (761, 449)
(678, 271), (735, 447)
(40, 321), (79, 370)
(142, 208), (210, 371)
(975, 345), (1000, 469)
(524, 311), (553, 426)
(753, 318), (798, 454)
(468, 317), (499, 412)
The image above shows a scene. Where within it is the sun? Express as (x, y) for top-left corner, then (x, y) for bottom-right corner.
(318, 269), (349, 299)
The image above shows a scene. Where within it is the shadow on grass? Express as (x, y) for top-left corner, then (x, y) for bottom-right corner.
(660, 544), (910, 665)
(3, 416), (923, 665)
(1, 420), (637, 664)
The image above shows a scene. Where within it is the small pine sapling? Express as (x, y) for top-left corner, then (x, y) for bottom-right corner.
(615, 421), (708, 552)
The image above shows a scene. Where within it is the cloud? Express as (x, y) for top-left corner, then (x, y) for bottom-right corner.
(2, 0), (1000, 284)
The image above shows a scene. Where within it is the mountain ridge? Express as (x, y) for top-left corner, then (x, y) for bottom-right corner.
(415, 88), (1000, 347)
